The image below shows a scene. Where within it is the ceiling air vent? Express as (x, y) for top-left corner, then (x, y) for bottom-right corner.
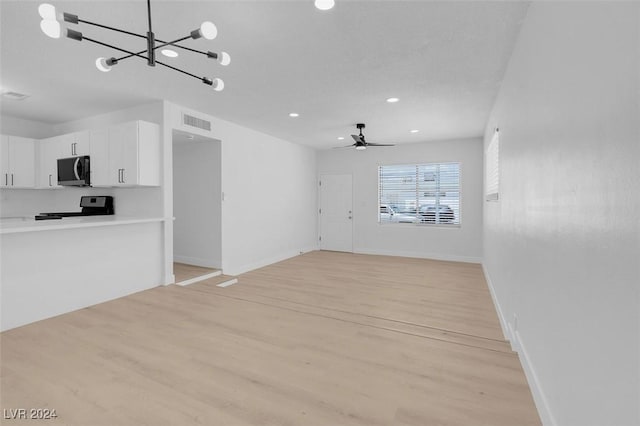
(182, 113), (211, 132)
(1, 91), (30, 101)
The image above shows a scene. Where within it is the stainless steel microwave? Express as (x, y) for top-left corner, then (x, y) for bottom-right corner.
(57, 156), (90, 186)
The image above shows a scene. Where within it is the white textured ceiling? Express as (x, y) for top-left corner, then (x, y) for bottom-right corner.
(0, 1), (529, 149)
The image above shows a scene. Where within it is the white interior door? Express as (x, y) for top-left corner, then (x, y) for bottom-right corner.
(319, 174), (353, 252)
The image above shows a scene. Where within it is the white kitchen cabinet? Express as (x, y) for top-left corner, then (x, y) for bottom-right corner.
(58, 131), (90, 157)
(0, 136), (8, 186)
(1, 135), (35, 188)
(92, 121), (159, 187)
(38, 131), (91, 189)
(89, 128), (109, 187)
(37, 136), (64, 188)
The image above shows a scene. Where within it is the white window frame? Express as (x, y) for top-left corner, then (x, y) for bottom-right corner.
(378, 161), (461, 227)
(486, 128), (500, 201)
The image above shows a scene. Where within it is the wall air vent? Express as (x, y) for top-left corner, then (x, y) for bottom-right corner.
(182, 113), (211, 132)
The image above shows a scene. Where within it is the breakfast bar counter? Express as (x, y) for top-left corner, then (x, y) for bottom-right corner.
(0, 216), (168, 234)
(1, 217), (168, 331)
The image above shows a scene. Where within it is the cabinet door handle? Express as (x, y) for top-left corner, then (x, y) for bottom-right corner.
(121, 168), (125, 183)
(4, 173), (7, 186)
(11, 174), (14, 186)
(49, 174), (52, 186)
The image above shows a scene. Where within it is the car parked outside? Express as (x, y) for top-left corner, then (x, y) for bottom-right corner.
(418, 204), (455, 224)
(379, 204), (397, 222)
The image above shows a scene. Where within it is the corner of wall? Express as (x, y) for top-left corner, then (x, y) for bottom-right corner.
(481, 263), (511, 342)
(482, 263), (557, 426)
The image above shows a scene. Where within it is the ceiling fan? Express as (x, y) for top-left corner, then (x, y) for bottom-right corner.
(340, 123), (395, 150)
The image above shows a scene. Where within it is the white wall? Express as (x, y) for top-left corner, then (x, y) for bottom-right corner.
(483, 3), (639, 426)
(166, 103), (318, 276)
(173, 135), (222, 268)
(219, 122), (318, 275)
(317, 138), (484, 263)
(0, 115), (54, 139)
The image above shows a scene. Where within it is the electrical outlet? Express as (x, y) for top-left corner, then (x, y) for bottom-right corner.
(512, 314), (518, 333)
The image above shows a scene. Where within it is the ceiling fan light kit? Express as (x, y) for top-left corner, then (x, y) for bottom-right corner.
(338, 123), (395, 151)
(38, 0), (230, 89)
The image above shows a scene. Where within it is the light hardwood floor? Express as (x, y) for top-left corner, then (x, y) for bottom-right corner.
(173, 262), (220, 284)
(1, 251), (540, 425)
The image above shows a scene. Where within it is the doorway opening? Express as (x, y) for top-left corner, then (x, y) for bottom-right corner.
(172, 129), (222, 285)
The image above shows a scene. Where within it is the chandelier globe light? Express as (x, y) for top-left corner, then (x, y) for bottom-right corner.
(38, 0), (230, 89)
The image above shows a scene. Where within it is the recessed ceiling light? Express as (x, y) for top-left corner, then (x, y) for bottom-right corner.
(337, 137), (344, 140)
(161, 49), (178, 58)
(314, 0), (335, 11)
(410, 129), (419, 133)
(386, 97), (399, 103)
(289, 113), (299, 117)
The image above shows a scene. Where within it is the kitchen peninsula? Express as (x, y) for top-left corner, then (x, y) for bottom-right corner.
(1, 119), (168, 331)
(1, 214), (168, 331)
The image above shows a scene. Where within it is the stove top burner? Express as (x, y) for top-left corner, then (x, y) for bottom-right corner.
(35, 196), (114, 221)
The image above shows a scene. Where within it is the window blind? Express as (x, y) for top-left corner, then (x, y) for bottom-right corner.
(378, 162), (460, 225)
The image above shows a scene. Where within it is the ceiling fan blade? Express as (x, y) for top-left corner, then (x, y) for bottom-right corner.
(351, 134), (363, 143)
(332, 144), (356, 149)
(365, 142), (395, 146)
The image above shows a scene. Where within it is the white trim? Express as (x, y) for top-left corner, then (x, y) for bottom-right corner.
(482, 263), (511, 341)
(224, 247), (318, 276)
(354, 248), (481, 264)
(216, 278), (238, 288)
(513, 330), (558, 426)
(482, 263), (555, 426)
(175, 270), (221, 287)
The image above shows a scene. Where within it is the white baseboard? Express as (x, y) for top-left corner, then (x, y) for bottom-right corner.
(482, 263), (555, 426)
(481, 263), (511, 341)
(174, 254), (221, 269)
(513, 330), (557, 426)
(224, 246), (318, 276)
(354, 248), (482, 264)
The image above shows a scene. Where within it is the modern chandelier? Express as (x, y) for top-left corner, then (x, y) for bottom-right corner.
(38, 0), (230, 90)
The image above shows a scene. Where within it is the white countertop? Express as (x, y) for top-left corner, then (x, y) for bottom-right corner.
(0, 215), (170, 234)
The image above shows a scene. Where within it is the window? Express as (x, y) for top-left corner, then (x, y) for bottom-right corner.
(378, 162), (460, 225)
(486, 128), (499, 201)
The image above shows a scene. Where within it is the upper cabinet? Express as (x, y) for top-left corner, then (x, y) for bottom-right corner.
(92, 121), (160, 187)
(58, 131), (90, 158)
(38, 136), (64, 188)
(37, 131), (92, 189)
(10, 121), (159, 190)
(89, 128), (109, 187)
(1, 135), (36, 189)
